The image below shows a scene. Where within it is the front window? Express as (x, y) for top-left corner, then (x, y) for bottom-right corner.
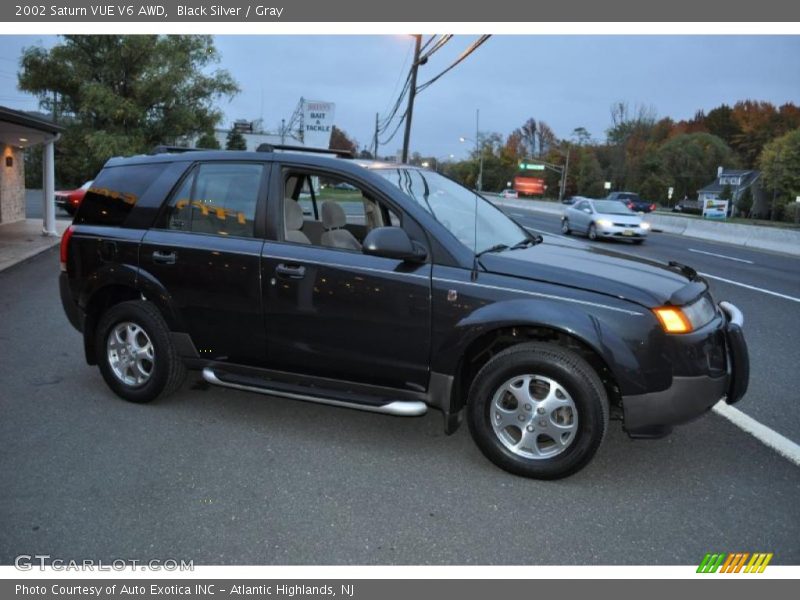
(374, 168), (529, 254)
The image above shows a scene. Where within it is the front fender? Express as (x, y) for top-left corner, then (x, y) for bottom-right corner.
(433, 297), (657, 398)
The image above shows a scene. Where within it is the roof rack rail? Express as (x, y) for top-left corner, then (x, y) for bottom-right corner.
(149, 145), (203, 155)
(256, 143), (353, 159)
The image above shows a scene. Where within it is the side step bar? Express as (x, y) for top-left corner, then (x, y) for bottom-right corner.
(202, 368), (428, 417)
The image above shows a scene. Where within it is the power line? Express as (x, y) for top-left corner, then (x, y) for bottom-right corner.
(377, 74), (410, 131)
(376, 35), (490, 153)
(416, 35), (491, 93)
(419, 34), (453, 62)
(379, 107), (408, 146)
(380, 41), (413, 117)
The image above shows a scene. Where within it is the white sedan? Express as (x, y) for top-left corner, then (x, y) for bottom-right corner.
(561, 197), (650, 244)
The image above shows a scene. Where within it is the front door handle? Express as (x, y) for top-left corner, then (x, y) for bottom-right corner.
(152, 250), (177, 265)
(275, 263), (306, 279)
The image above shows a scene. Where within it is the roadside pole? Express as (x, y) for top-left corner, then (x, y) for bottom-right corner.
(401, 34), (422, 163)
(373, 112), (379, 158)
(559, 146), (570, 201)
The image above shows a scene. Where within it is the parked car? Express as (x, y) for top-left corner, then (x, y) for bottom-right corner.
(607, 191), (657, 213)
(672, 199), (702, 215)
(55, 180), (93, 216)
(59, 146), (748, 479)
(500, 189), (519, 199)
(562, 197), (650, 243)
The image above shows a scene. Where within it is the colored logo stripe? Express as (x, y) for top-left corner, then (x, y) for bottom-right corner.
(697, 552), (773, 573)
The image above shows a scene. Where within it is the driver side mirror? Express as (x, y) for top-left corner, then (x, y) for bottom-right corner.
(363, 227), (427, 262)
(583, 208), (592, 214)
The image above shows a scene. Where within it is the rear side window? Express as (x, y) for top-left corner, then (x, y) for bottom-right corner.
(162, 162), (263, 238)
(75, 163), (168, 226)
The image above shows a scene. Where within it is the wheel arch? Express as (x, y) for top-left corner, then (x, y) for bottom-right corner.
(82, 270), (182, 365)
(434, 299), (647, 415)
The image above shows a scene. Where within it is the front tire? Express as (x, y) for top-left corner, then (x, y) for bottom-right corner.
(561, 218), (571, 234)
(588, 223), (598, 241)
(95, 300), (186, 403)
(466, 343), (609, 479)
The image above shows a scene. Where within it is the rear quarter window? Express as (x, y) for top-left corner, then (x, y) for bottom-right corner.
(74, 163), (168, 227)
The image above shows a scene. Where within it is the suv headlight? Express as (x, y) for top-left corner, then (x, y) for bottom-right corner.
(653, 295), (716, 333)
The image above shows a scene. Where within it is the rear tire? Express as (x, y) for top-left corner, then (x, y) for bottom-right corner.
(466, 342), (609, 479)
(95, 300), (186, 403)
(633, 239), (644, 245)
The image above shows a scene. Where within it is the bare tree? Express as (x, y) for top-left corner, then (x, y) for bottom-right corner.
(521, 118), (537, 157)
(536, 121), (557, 156)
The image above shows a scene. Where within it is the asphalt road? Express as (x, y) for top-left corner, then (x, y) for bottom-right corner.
(1, 247), (798, 565)
(501, 206), (800, 446)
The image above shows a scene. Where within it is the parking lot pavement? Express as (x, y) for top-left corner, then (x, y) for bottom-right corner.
(25, 189), (73, 220)
(502, 208), (800, 447)
(1, 248), (799, 565)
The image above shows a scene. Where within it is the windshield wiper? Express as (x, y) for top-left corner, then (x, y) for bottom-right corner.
(476, 243), (509, 257)
(510, 236), (541, 250)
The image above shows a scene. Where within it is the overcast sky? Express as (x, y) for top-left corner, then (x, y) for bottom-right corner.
(1, 35), (798, 158)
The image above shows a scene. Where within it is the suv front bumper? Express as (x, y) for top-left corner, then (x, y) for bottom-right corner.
(622, 301), (749, 437)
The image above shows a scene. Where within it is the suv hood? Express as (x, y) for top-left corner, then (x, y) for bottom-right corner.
(479, 242), (698, 308)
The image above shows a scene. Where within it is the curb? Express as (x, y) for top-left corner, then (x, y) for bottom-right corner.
(0, 238), (60, 273)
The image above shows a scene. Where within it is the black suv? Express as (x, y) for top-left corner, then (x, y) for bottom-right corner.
(60, 146), (749, 479)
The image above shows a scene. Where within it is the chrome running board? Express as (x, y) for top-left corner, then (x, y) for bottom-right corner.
(202, 368), (428, 416)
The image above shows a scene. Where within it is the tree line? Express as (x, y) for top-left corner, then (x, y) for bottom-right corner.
(412, 102), (800, 221)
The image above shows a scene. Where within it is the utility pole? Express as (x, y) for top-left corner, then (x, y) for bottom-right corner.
(373, 112), (379, 159)
(559, 146), (571, 201)
(401, 34), (422, 163)
(280, 119), (285, 144)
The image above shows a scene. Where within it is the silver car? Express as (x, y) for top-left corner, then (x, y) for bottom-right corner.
(561, 197), (650, 244)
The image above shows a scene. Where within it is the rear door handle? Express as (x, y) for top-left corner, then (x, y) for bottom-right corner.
(152, 250), (177, 265)
(275, 263), (306, 279)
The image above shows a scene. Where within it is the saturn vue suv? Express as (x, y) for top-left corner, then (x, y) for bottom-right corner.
(59, 145), (749, 479)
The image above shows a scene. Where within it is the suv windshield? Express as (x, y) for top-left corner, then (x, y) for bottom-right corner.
(374, 168), (529, 254)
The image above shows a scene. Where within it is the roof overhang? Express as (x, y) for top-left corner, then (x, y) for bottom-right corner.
(0, 105), (62, 149)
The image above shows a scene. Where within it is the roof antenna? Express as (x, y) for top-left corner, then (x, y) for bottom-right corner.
(470, 108), (481, 281)
(470, 185), (479, 281)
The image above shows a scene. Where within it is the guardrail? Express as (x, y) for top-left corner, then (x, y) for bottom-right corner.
(488, 195), (800, 257)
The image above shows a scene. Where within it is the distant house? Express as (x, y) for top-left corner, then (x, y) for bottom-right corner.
(697, 167), (767, 217)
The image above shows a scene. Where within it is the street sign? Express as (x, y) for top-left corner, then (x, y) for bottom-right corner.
(668, 187), (674, 199)
(520, 162), (545, 171)
(604, 181), (611, 190)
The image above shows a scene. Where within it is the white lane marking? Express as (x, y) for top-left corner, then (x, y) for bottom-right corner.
(689, 248), (754, 264)
(713, 402), (800, 467)
(699, 272), (800, 304)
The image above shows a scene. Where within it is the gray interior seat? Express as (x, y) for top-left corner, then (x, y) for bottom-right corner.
(320, 201), (362, 250)
(284, 200), (311, 244)
(302, 220), (325, 245)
